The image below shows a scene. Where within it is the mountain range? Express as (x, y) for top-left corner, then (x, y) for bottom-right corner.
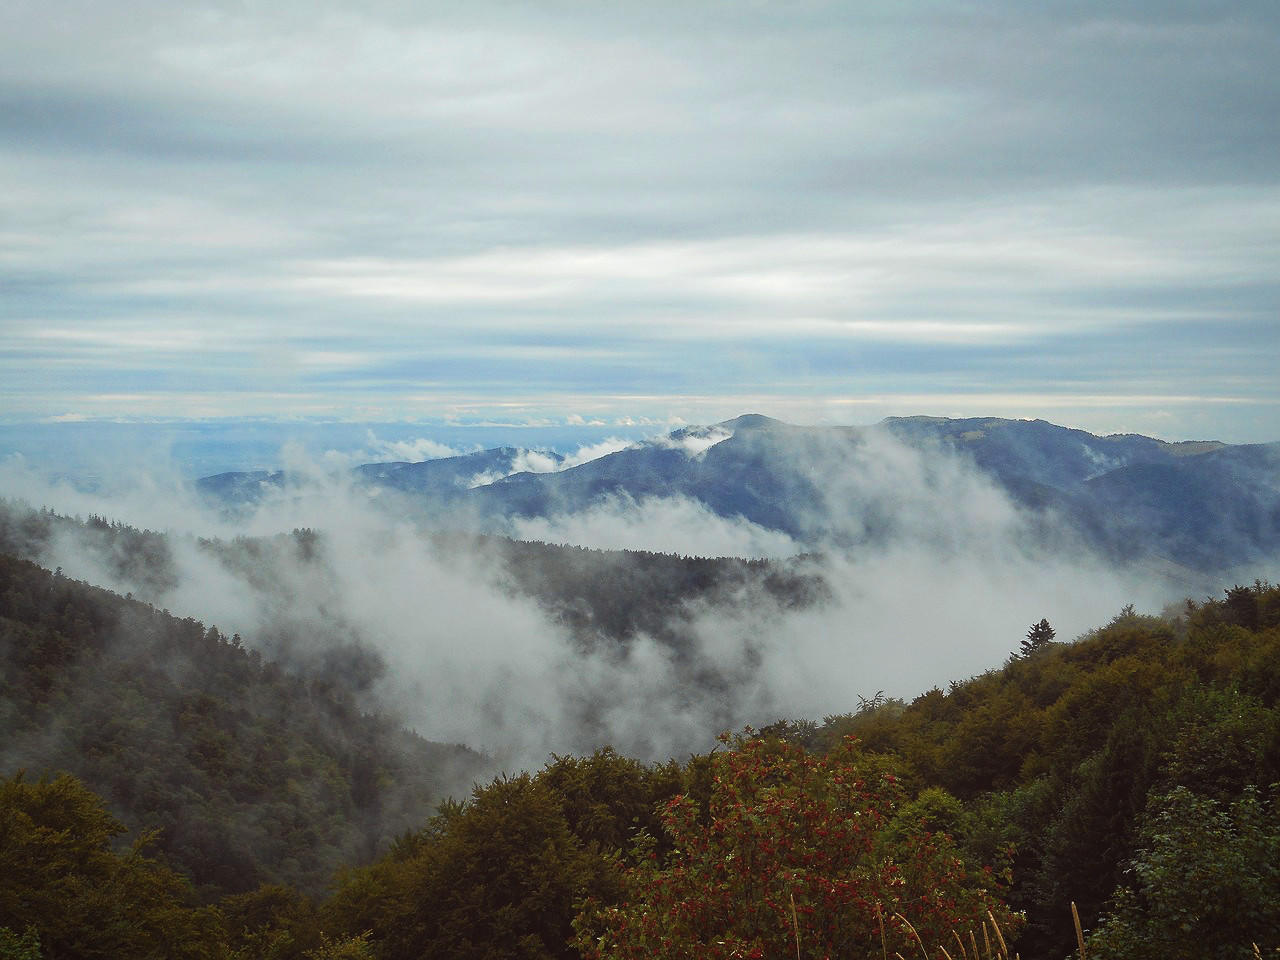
(197, 415), (1280, 575)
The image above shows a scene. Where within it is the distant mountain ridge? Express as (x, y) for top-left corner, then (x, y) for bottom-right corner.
(197, 415), (1280, 575)
(197, 445), (566, 506)
(879, 415), (1229, 486)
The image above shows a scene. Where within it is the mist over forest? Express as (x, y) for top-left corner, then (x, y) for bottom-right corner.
(4, 413), (1280, 960)
(3, 415), (1238, 768)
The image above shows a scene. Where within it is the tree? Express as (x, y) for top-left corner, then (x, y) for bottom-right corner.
(303, 933), (374, 959)
(539, 748), (685, 856)
(324, 773), (618, 960)
(0, 772), (222, 960)
(221, 884), (322, 960)
(574, 735), (1019, 960)
(1087, 786), (1280, 960)
(0, 928), (41, 960)
(1223, 584), (1260, 631)
(1021, 619), (1056, 658)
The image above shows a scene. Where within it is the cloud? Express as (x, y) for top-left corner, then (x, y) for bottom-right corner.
(560, 437), (635, 467)
(0, 420), (1237, 773)
(651, 425), (733, 458)
(677, 547), (1173, 725)
(465, 438), (635, 487)
(0, 3), (1277, 439)
(0, 446), (225, 537)
(510, 449), (561, 474)
(510, 492), (803, 559)
(362, 431), (460, 463)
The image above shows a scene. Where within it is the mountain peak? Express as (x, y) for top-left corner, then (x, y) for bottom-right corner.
(717, 413), (785, 432)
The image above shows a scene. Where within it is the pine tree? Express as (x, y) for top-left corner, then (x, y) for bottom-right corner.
(1021, 618), (1056, 657)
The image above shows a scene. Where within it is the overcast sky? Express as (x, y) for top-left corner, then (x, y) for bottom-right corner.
(2, 1), (1278, 442)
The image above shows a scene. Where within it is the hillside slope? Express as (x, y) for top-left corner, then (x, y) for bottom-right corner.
(0, 553), (485, 899)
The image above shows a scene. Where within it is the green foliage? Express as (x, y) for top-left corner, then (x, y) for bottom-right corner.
(7, 501), (1280, 960)
(573, 735), (1018, 960)
(0, 772), (221, 959)
(489, 536), (828, 647)
(1161, 688), (1278, 801)
(1087, 786), (1280, 959)
(790, 587), (1280, 958)
(878, 785), (967, 851)
(0, 928), (41, 960)
(325, 773), (619, 960)
(0, 552), (484, 899)
(1017, 715), (1164, 952)
(222, 884), (323, 960)
(539, 748), (685, 856)
(304, 932), (374, 959)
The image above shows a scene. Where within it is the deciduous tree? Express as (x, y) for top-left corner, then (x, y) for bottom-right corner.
(574, 735), (1018, 960)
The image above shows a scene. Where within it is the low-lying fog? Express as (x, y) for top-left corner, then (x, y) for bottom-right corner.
(0, 427), (1196, 771)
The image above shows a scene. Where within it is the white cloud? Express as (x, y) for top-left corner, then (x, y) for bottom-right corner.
(510, 493), (803, 559)
(560, 437), (635, 468)
(464, 438), (637, 488)
(0, 421), (1238, 772)
(510, 449), (560, 474)
(363, 431), (460, 463)
(651, 426), (733, 458)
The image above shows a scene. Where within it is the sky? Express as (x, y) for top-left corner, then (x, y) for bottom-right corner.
(2, 0), (1279, 444)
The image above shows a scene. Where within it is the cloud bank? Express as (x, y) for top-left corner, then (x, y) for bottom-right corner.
(0, 424), (1195, 770)
(1, 2), (1277, 440)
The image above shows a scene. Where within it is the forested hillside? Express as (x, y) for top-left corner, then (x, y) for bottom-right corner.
(3, 540), (1279, 958)
(803, 584), (1280, 958)
(0, 554), (483, 900)
(0, 500), (826, 657)
(482, 535), (826, 647)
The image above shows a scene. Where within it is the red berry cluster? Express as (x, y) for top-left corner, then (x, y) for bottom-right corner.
(574, 734), (1018, 959)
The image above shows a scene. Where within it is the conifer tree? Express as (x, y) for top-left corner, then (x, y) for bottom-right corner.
(1021, 618), (1056, 657)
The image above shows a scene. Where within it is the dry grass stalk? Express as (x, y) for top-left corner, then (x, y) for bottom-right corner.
(876, 903), (889, 960)
(940, 948), (955, 960)
(1071, 902), (1086, 960)
(953, 930), (970, 960)
(987, 911), (1010, 957)
(892, 913), (929, 960)
(969, 929), (980, 960)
